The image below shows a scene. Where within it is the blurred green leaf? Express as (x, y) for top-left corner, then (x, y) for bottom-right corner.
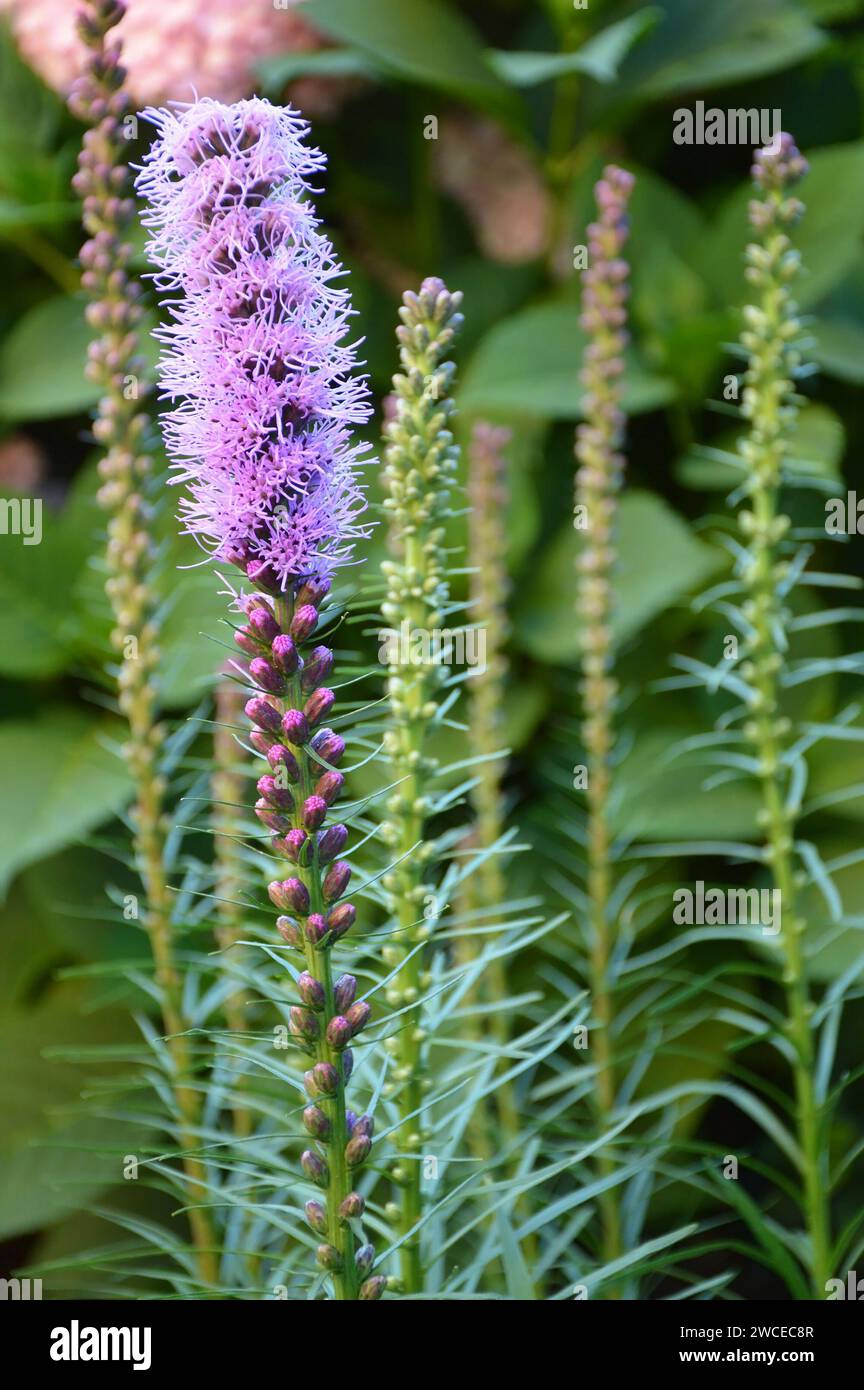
(459, 301), (675, 419)
(615, 0), (825, 97)
(258, 47), (381, 90)
(487, 10), (660, 86)
(297, 0), (509, 107)
(514, 489), (721, 662)
(0, 992), (138, 1239)
(0, 296), (96, 422)
(0, 709), (131, 896)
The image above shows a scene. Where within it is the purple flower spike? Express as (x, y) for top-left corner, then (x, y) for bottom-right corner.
(135, 97), (374, 589)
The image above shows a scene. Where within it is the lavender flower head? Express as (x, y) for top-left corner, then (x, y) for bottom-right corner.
(135, 97), (373, 589)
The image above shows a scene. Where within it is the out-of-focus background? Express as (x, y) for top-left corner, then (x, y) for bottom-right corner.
(1, 0), (863, 1296)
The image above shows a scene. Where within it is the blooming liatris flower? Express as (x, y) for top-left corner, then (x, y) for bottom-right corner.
(136, 96), (373, 592)
(138, 95), (381, 1300)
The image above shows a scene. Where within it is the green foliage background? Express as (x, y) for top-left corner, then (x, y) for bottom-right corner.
(1, 0), (863, 1297)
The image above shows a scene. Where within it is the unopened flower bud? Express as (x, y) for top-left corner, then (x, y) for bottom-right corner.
(281, 709), (309, 745)
(333, 974), (357, 1012)
(290, 604), (319, 641)
(359, 1275), (386, 1300)
(326, 1015), (353, 1050)
(311, 727), (345, 765)
(249, 657), (284, 693)
(327, 900), (356, 940)
(257, 775), (292, 809)
(316, 1242), (343, 1272)
(297, 971), (325, 1011)
(346, 1000), (371, 1036)
(248, 606), (280, 644)
(301, 645), (334, 691)
(269, 877), (309, 913)
(304, 687), (335, 727)
(271, 633), (299, 674)
(266, 743), (299, 781)
(304, 912), (328, 945)
(305, 1199), (327, 1234)
(296, 575), (331, 607)
(302, 795), (328, 830)
(301, 1149), (329, 1188)
(279, 828), (308, 864)
(345, 1133), (372, 1166)
(323, 860), (351, 902)
(355, 1243), (375, 1275)
(257, 801), (290, 833)
(318, 824), (348, 865)
(303, 1105), (331, 1139)
(312, 1061), (339, 1094)
(276, 916), (301, 947)
(339, 1192), (365, 1221)
(290, 1006), (320, 1042)
(250, 729), (276, 755)
(245, 697), (281, 733)
(315, 770), (344, 805)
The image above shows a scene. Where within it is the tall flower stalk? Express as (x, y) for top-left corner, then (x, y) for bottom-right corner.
(137, 94), (383, 1299)
(574, 164), (634, 1272)
(71, 0), (217, 1284)
(213, 676), (253, 1138)
(734, 134), (830, 1293)
(380, 278), (462, 1293)
(463, 422), (519, 1148)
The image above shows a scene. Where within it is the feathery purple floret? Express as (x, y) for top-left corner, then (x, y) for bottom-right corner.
(135, 96), (373, 588)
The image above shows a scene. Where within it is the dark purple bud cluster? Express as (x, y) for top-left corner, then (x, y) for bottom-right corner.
(241, 573), (382, 1299)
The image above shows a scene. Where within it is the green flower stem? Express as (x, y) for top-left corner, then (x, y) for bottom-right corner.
(213, 678), (252, 1139)
(380, 279), (463, 1294)
(575, 165), (634, 1277)
(71, 0), (217, 1286)
(274, 591), (361, 1300)
(736, 135), (830, 1295)
(462, 423), (519, 1150)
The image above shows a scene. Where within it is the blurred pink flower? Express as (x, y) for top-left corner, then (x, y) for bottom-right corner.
(2, 0), (341, 112)
(434, 115), (552, 264)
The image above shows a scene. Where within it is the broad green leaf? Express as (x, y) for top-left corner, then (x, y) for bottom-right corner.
(297, 0), (508, 107)
(0, 296), (96, 422)
(459, 301), (675, 419)
(611, 727), (761, 840)
(812, 315), (864, 383)
(0, 992), (139, 1239)
(487, 10), (660, 86)
(0, 709), (132, 896)
(614, 0), (825, 98)
(514, 489), (721, 662)
(0, 463), (107, 679)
